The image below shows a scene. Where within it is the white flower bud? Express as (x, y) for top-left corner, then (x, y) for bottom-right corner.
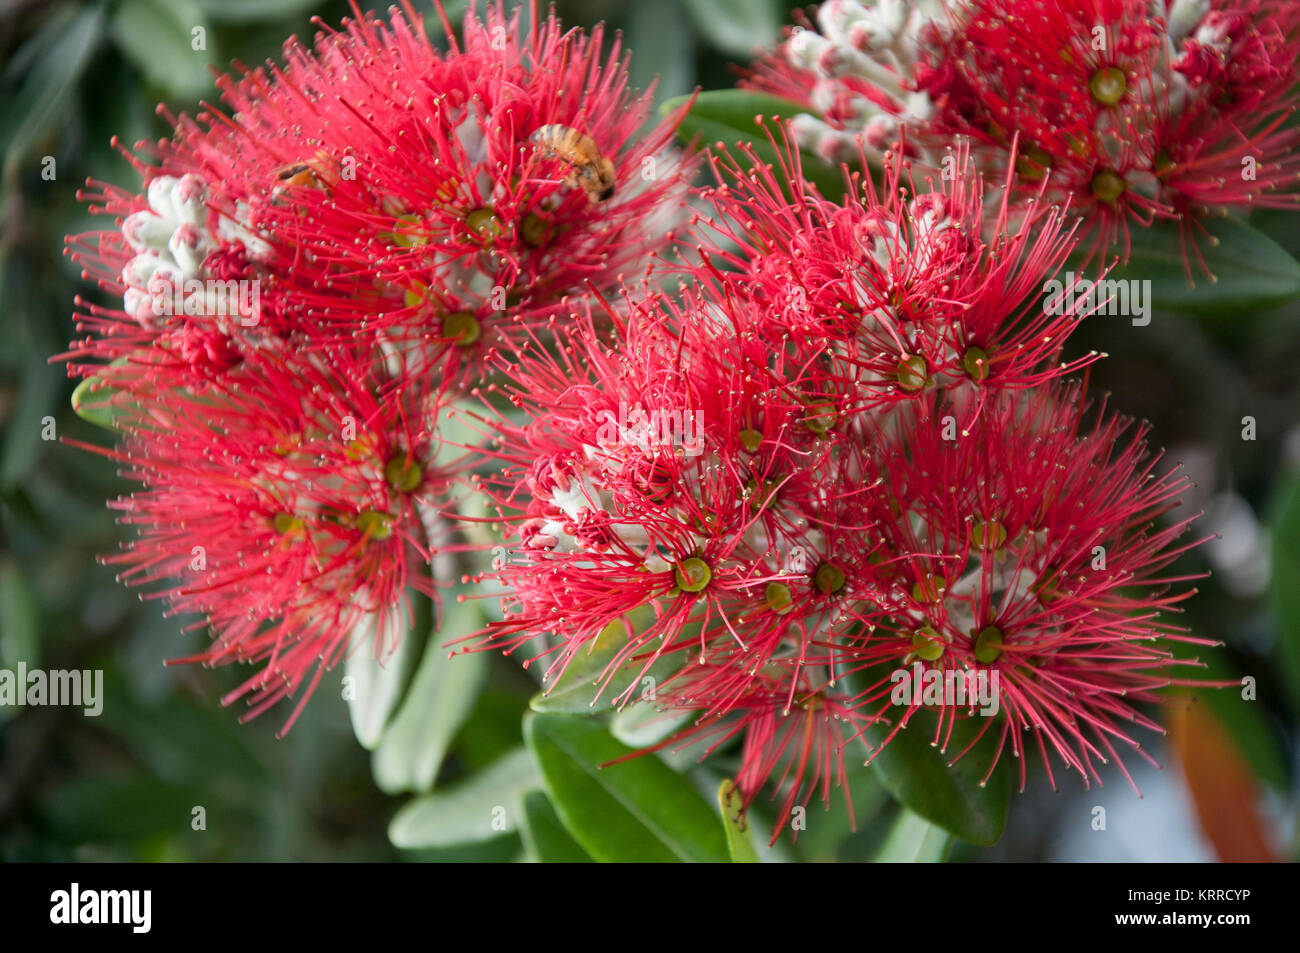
(790, 113), (831, 152)
(121, 252), (162, 289)
(817, 0), (871, 45)
(810, 79), (840, 115)
(123, 287), (151, 325)
(146, 175), (180, 220)
(863, 113), (900, 150)
(122, 211), (173, 253)
(787, 28), (830, 72)
(168, 223), (208, 278)
(145, 261), (185, 317)
(171, 173), (209, 226)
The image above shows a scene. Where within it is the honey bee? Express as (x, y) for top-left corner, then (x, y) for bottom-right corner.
(529, 124), (616, 203)
(271, 151), (343, 200)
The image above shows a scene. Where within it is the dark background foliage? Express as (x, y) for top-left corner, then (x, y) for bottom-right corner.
(1, 0), (1296, 861)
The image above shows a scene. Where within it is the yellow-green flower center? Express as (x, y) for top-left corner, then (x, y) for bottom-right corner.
(674, 557), (712, 593)
(814, 562), (845, 594)
(385, 454), (423, 493)
(1090, 169), (1125, 203)
(1088, 66), (1127, 105)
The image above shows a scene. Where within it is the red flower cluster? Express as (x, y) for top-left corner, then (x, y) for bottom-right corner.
(750, 0), (1300, 270)
(61, 1), (690, 729)
(58, 0), (1213, 828)
(466, 140), (1211, 830)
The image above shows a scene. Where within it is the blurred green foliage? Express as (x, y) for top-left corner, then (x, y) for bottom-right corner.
(1, 0), (1296, 862)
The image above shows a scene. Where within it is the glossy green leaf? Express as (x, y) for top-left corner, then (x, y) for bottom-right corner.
(345, 606), (419, 750)
(519, 790), (593, 863)
(70, 372), (126, 431)
(525, 713), (730, 862)
(872, 806), (952, 862)
(388, 748), (540, 849)
(661, 90), (849, 201)
(1102, 216), (1300, 316)
(110, 0), (216, 101)
(678, 0), (780, 57)
(863, 709), (1011, 846)
(609, 699), (692, 747)
(453, 687), (528, 771)
(371, 599), (488, 793)
(717, 779), (759, 863)
(528, 606), (669, 714)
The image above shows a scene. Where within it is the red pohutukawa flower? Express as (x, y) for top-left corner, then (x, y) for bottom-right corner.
(692, 137), (1100, 423)
(71, 347), (457, 733)
(749, 0), (1300, 270)
(59, 1), (693, 726)
(465, 137), (1210, 837)
(841, 384), (1214, 794)
(205, 0), (692, 381)
(65, 0), (692, 394)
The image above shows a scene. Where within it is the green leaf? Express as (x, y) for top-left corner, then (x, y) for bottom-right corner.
(70, 369), (126, 431)
(609, 698), (692, 747)
(345, 606), (420, 750)
(528, 606), (669, 714)
(388, 748), (540, 850)
(371, 599), (488, 793)
(661, 90), (849, 202)
(1270, 475), (1300, 712)
(717, 778), (759, 863)
(1103, 216), (1300, 316)
(863, 709), (1011, 846)
(453, 687), (528, 771)
(872, 806), (953, 862)
(519, 790), (594, 862)
(678, 0), (780, 57)
(0, 6), (104, 162)
(525, 713), (730, 862)
(791, 765), (889, 862)
(110, 0), (216, 101)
